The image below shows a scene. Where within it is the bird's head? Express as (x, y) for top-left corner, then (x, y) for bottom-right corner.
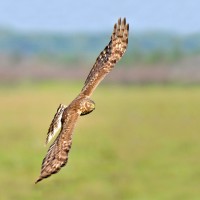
(80, 98), (95, 116)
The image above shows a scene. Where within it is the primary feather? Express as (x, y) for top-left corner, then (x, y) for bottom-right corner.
(81, 18), (129, 96)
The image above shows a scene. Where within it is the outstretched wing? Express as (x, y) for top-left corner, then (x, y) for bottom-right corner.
(80, 18), (129, 97)
(35, 109), (80, 183)
(46, 104), (67, 145)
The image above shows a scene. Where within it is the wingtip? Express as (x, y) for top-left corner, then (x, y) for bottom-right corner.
(118, 17), (127, 25)
(123, 18), (126, 25)
(127, 23), (129, 31)
(118, 18), (121, 25)
(35, 180), (40, 184)
(35, 177), (42, 184)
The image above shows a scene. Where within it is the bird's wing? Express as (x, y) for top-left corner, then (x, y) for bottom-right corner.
(35, 108), (80, 183)
(80, 18), (129, 97)
(45, 104), (67, 145)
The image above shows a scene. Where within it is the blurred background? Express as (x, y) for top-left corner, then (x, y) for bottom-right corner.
(0, 0), (200, 199)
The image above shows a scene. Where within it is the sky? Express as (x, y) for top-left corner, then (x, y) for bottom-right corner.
(0, 0), (199, 34)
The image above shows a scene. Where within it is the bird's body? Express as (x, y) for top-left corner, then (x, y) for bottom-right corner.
(35, 18), (129, 183)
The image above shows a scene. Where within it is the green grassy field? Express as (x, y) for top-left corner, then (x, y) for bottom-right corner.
(0, 82), (200, 200)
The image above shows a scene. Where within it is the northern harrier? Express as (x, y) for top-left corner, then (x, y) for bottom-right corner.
(35, 18), (129, 183)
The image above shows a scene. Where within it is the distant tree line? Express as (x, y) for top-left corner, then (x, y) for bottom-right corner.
(0, 28), (200, 65)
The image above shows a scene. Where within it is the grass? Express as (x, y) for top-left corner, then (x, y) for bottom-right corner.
(0, 81), (200, 199)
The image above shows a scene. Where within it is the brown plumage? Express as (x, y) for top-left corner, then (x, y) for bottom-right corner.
(35, 18), (129, 183)
(45, 104), (67, 145)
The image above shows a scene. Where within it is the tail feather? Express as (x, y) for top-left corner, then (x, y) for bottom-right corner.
(45, 104), (67, 145)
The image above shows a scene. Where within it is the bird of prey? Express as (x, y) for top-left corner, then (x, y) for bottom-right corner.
(35, 18), (129, 183)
